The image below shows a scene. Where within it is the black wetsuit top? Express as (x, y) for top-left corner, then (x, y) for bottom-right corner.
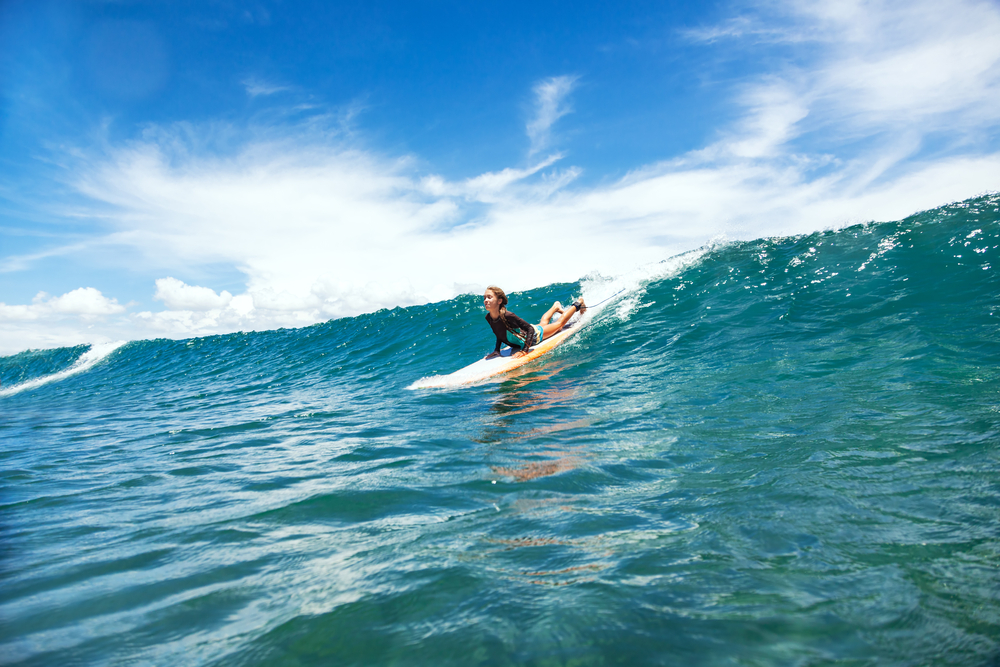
(486, 310), (537, 355)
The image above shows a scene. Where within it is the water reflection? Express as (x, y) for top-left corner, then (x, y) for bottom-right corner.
(484, 359), (577, 417)
(491, 444), (586, 481)
(469, 364), (611, 585)
(473, 364), (592, 482)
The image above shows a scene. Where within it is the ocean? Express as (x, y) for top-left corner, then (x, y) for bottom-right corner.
(1, 194), (998, 665)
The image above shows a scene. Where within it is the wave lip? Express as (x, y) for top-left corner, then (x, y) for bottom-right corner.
(0, 341), (128, 397)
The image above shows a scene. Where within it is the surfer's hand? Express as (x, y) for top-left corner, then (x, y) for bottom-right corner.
(511, 351), (526, 358)
(485, 352), (500, 360)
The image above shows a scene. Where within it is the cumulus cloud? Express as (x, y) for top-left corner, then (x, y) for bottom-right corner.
(0, 288), (124, 323)
(133, 292), (256, 338)
(0, 288), (129, 352)
(49, 287), (127, 316)
(154, 277), (233, 311)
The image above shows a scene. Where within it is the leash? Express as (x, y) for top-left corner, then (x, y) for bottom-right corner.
(582, 288), (626, 309)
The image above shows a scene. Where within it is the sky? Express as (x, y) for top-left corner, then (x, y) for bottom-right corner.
(1, 0), (999, 355)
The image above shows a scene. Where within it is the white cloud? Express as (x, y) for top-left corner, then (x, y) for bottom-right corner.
(711, 80), (811, 159)
(683, 15), (806, 44)
(49, 287), (126, 316)
(242, 77), (287, 97)
(154, 277), (233, 311)
(133, 293), (256, 338)
(526, 75), (578, 156)
(0, 287), (125, 349)
(690, 0), (1000, 140)
(0, 303), (38, 322)
(421, 154), (568, 203)
(808, 2), (1000, 138)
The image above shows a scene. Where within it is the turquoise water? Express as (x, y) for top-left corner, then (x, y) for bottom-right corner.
(2, 195), (998, 665)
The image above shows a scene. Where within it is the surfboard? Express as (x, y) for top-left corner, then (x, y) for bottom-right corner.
(408, 312), (588, 389)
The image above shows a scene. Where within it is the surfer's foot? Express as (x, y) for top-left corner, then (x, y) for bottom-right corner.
(540, 301), (565, 325)
(571, 298), (587, 314)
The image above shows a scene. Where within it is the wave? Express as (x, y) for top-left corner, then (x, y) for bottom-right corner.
(0, 341), (128, 397)
(1, 193), (997, 399)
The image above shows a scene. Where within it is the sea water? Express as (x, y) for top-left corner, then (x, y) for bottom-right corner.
(1, 195), (998, 665)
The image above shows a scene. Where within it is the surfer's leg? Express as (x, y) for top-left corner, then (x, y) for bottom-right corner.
(539, 298), (585, 338)
(539, 301), (564, 326)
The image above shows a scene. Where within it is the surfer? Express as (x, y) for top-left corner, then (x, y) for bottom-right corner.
(484, 286), (586, 359)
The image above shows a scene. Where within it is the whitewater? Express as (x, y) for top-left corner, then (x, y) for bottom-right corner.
(1, 194), (998, 666)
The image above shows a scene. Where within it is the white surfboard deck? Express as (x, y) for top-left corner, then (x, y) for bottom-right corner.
(408, 311), (591, 389)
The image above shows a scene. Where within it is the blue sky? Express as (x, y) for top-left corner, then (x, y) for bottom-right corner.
(2, 0), (999, 354)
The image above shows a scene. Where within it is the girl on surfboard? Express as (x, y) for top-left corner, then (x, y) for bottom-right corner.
(483, 286), (586, 360)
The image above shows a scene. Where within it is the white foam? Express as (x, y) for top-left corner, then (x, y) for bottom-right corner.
(578, 246), (712, 322)
(0, 341), (128, 398)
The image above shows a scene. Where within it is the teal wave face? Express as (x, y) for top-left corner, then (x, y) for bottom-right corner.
(596, 192), (999, 396)
(0, 344), (92, 387)
(1, 194), (998, 665)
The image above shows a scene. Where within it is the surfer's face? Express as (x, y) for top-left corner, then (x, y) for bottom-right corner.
(483, 290), (499, 311)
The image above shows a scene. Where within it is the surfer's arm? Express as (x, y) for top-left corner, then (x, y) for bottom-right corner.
(483, 311), (533, 359)
(504, 312), (536, 358)
(485, 314), (505, 359)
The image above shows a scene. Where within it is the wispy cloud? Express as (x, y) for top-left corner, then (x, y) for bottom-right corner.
(0, 241), (93, 273)
(688, 0), (1000, 139)
(421, 154), (568, 203)
(242, 77), (289, 97)
(526, 75), (579, 156)
(683, 16), (805, 44)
